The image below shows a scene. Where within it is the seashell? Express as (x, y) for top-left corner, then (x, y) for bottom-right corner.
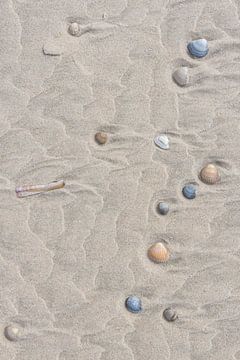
(148, 242), (170, 263)
(68, 22), (81, 36)
(172, 67), (189, 87)
(158, 202), (169, 215)
(154, 135), (169, 150)
(4, 324), (22, 341)
(95, 132), (108, 145)
(199, 164), (220, 185)
(182, 184), (196, 199)
(125, 296), (142, 313)
(15, 180), (65, 198)
(163, 308), (178, 322)
(187, 39), (209, 58)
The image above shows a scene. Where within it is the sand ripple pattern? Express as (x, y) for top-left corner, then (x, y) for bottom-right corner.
(1, 0), (240, 359)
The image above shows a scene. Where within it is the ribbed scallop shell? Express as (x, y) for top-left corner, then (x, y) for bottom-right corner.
(172, 67), (189, 87)
(199, 164), (220, 185)
(148, 242), (170, 263)
(154, 135), (169, 150)
(187, 39), (209, 58)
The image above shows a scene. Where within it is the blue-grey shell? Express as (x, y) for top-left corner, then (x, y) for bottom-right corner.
(187, 39), (209, 58)
(125, 296), (142, 313)
(154, 135), (169, 150)
(182, 184), (196, 199)
(158, 202), (169, 215)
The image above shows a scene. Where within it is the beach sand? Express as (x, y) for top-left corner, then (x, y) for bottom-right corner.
(1, 0), (240, 359)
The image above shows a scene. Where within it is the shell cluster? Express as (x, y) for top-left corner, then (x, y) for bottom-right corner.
(172, 67), (189, 87)
(158, 202), (169, 215)
(182, 184), (196, 199)
(148, 242), (170, 263)
(154, 135), (169, 150)
(199, 164), (220, 185)
(95, 132), (108, 145)
(125, 296), (142, 313)
(163, 308), (178, 322)
(187, 39), (209, 58)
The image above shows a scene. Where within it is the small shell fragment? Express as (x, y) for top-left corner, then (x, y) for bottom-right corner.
(199, 164), (220, 185)
(163, 308), (178, 322)
(154, 135), (169, 150)
(172, 67), (189, 87)
(158, 202), (169, 215)
(68, 22), (81, 36)
(125, 296), (142, 313)
(182, 184), (196, 200)
(95, 132), (108, 145)
(148, 242), (170, 263)
(15, 180), (65, 198)
(4, 324), (22, 342)
(187, 39), (209, 58)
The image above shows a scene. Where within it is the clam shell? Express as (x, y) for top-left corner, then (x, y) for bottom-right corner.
(4, 324), (22, 342)
(148, 242), (170, 263)
(95, 132), (108, 145)
(182, 184), (196, 199)
(125, 296), (142, 313)
(187, 39), (209, 58)
(68, 22), (81, 36)
(199, 164), (220, 185)
(163, 308), (178, 322)
(154, 135), (169, 150)
(172, 67), (189, 87)
(158, 202), (169, 215)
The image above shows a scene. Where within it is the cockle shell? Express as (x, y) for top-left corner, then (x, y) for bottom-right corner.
(95, 132), (108, 145)
(199, 164), (220, 185)
(4, 324), (22, 342)
(182, 184), (196, 199)
(163, 308), (178, 322)
(154, 135), (169, 150)
(172, 67), (189, 87)
(187, 39), (209, 58)
(68, 22), (81, 36)
(125, 296), (142, 313)
(148, 242), (170, 263)
(158, 202), (169, 215)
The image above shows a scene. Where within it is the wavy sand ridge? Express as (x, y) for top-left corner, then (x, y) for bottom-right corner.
(1, 0), (240, 359)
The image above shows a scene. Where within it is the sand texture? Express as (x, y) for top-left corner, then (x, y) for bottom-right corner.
(1, 0), (240, 359)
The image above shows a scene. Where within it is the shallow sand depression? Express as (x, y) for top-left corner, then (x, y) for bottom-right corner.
(1, 0), (240, 359)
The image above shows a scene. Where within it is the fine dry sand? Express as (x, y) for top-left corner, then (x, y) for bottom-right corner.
(1, 0), (240, 359)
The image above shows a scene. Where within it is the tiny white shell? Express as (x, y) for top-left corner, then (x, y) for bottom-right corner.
(68, 22), (81, 36)
(154, 135), (169, 150)
(4, 324), (22, 341)
(172, 67), (189, 87)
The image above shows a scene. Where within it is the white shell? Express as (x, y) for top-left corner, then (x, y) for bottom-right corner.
(172, 67), (189, 87)
(154, 135), (169, 150)
(68, 23), (81, 36)
(4, 324), (22, 341)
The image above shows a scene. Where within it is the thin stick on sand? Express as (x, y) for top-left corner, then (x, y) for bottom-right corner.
(15, 180), (65, 198)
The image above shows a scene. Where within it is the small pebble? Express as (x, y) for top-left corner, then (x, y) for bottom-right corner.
(4, 324), (22, 342)
(125, 296), (142, 313)
(68, 22), (81, 36)
(158, 202), (169, 215)
(163, 308), (178, 322)
(95, 132), (108, 145)
(182, 184), (196, 199)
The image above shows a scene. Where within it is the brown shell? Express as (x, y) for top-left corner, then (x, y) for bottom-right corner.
(199, 164), (220, 185)
(95, 132), (108, 145)
(147, 242), (170, 263)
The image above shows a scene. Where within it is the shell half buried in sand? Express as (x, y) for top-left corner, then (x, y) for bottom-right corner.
(172, 67), (189, 87)
(154, 135), (169, 150)
(199, 164), (220, 185)
(15, 179), (65, 198)
(148, 242), (170, 263)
